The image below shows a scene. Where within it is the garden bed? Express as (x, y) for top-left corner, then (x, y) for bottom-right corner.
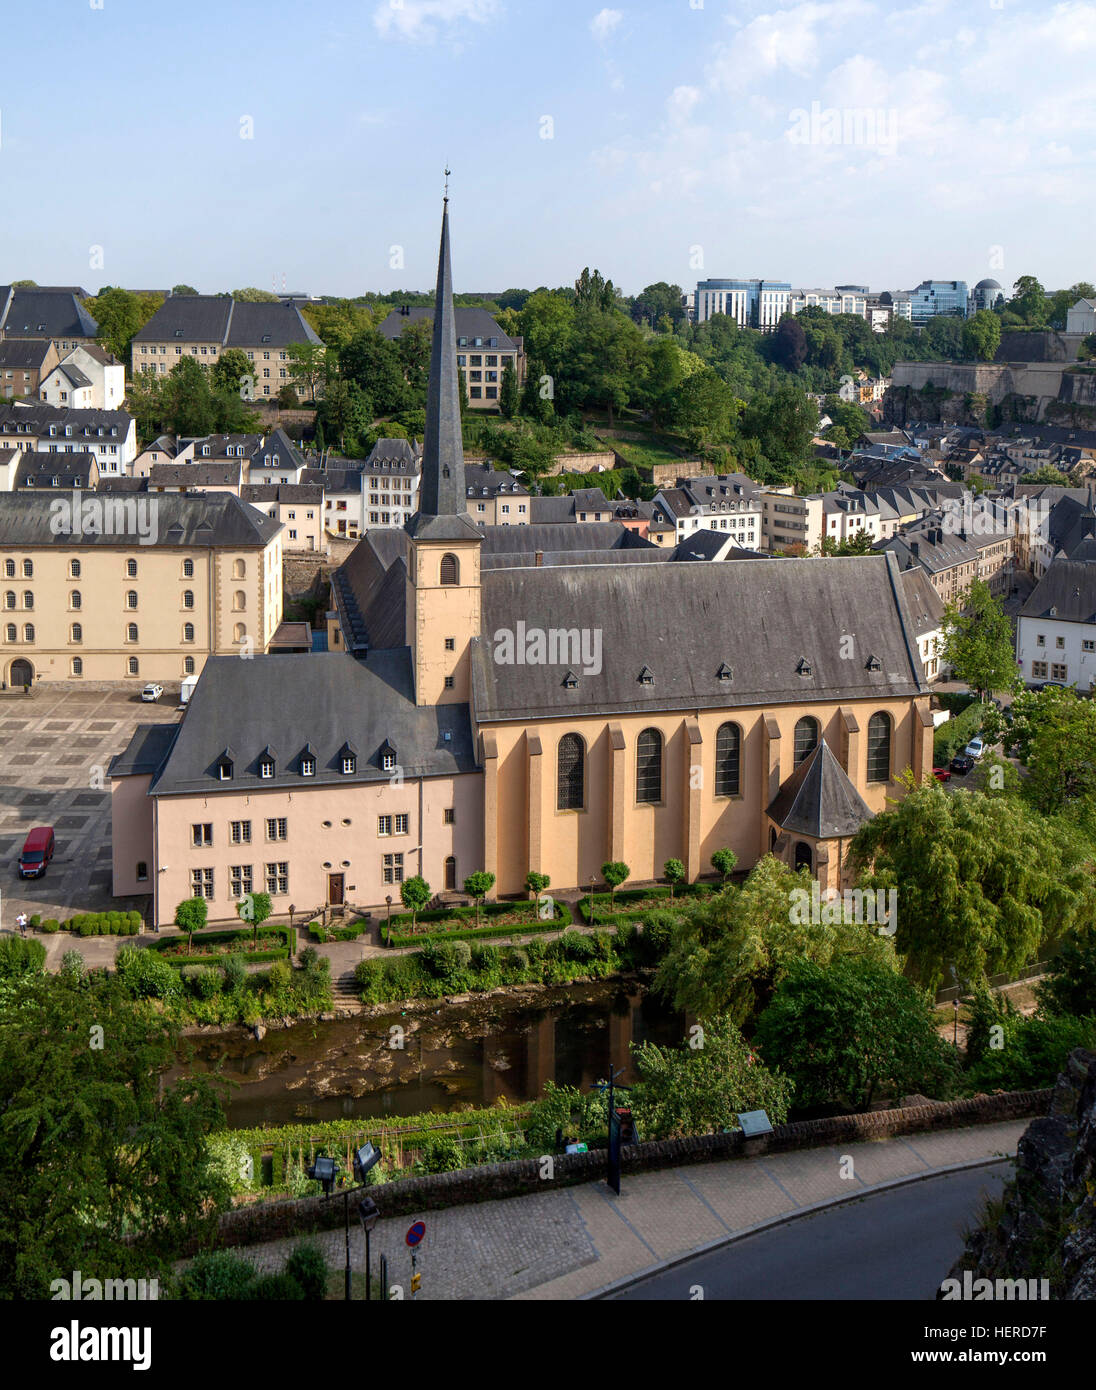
(577, 883), (717, 926)
(382, 899), (572, 946)
(147, 926), (294, 966)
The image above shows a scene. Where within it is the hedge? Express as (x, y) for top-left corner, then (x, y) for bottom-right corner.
(383, 901), (572, 947)
(309, 919), (369, 944)
(44, 910), (144, 937)
(147, 926), (292, 966)
(577, 883), (715, 926)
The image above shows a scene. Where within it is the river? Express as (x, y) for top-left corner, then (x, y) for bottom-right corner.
(175, 979), (684, 1129)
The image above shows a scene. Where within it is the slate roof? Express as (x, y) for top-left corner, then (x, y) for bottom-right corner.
(241, 483), (324, 504)
(15, 451), (98, 488)
(766, 738), (874, 839)
(248, 428), (306, 472)
(107, 723), (180, 779)
(333, 530), (411, 652)
(898, 565), (945, 636)
(132, 296), (321, 346)
(465, 462), (528, 497)
(149, 463), (242, 488)
(365, 437), (421, 475)
(408, 204), (472, 539)
(471, 553), (926, 722)
(478, 522), (651, 555)
(143, 651), (476, 795)
(0, 490), (280, 547)
(50, 364), (93, 390)
(0, 402), (131, 439)
(378, 305), (520, 351)
(0, 340), (54, 370)
(1020, 559), (1096, 624)
(0, 288), (97, 339)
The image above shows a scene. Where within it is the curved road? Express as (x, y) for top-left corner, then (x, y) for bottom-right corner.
(610, 1162), (1009, 1301)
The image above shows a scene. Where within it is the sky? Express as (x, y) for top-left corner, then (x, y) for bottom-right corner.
(3, 0), (1095, 299)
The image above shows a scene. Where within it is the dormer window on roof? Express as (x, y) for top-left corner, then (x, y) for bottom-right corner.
(174, 329), (184, 337)
(563, 670), (579, 689)
(716, 663), (733, 682)
(638, 666), (655, 686)
(866, 655), (882, 672)
(217, 748), (235, 780)
(797, 658), (812, 677)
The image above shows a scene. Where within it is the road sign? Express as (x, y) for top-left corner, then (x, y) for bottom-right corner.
(406, 1220), (426, 1247)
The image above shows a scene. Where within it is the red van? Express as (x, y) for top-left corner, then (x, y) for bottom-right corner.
(19, 826), (55, 879)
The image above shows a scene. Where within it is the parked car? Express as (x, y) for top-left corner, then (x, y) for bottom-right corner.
(140, 684), (164, 702)
(950, 753), (975, 775)
(932, 766), (952, 782)
(18, 825), (55, 879)
(965, 736), (985, 760)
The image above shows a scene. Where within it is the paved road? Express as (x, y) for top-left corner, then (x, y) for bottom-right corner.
(611, 1162), (1009, 1301)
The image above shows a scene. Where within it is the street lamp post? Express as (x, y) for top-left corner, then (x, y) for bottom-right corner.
(358, 1196), (380, 1301)
(307, 1144), (381, 1300)
(953, 998), (960, 1048)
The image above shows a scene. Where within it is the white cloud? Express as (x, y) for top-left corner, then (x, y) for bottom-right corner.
(590, 8), (623, 42)
(707, 0), (875, 91)
(668, 85), (702, 123)
(373, 0), (502, 43)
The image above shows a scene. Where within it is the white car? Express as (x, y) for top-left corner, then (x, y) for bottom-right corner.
(140, 684), (164, 702)
(965, 736), (985, 760)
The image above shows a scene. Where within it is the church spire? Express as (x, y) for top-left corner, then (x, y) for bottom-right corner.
(409, 193), (475, 537)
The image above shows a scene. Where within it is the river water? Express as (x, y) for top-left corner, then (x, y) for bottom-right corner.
(176, 979), (684, 1130)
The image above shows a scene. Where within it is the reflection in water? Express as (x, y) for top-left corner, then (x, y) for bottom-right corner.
(173, 981), (683, 1130)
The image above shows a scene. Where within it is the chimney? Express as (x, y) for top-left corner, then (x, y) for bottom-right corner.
(535, 550), (543, 567)
(910, 541), (919, 557)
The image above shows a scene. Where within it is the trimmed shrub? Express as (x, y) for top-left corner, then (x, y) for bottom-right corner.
(41, 919), (61, 934)
(244, 1273), (305, 1301)
(29, 914), (41, 928)
(284, 1243), (328, 1301)
(116, 946), (181, 1000)
(266, 960), (292, 993)
(179, 1251), (258, 1301)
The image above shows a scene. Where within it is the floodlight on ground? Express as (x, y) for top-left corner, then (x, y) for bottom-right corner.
(737, 1110), (774, 1138)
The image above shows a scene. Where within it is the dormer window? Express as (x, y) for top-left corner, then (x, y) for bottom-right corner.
(343, 754), (356, 774)
(217, 750), (234, 781)
(638, 666), (654, 686)
(866, 655), (882, 672)
(563, 670), (579, 689)
(258, 747), (276, 779)
(716, 662), (733, 682)
(301, 757), (315, 777)
(796, 658), (812, 677)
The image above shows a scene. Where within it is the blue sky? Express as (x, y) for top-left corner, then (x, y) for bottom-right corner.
(2, 0), (1095, 298)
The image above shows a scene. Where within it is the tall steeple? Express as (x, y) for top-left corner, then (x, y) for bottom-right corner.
(407, 190), (480, 540)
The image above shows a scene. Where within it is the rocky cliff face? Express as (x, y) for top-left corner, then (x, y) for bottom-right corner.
(944, 1049), (1096, 1300)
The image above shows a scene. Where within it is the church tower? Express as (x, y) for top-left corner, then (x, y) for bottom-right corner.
(405, 194), (483, 707)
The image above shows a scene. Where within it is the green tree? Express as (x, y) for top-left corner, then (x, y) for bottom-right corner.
(316, 379), (374, 455)
(573, 267), (619, 312)
(175, 895), (208, 956)
(518, 292), (575, 382)
(754, 956), (957, 1111)
(655, 855), (896, 1026)
(340, 331), (407, 416)
(670, 368), (740, 449)
(284, 342), (329, 402)
(962, 309), (1002, 362)
(210, 347), (253, 395)
(1036, 934), (1096, 1018)
(630, 1015), (792, 1139)
(601, 861), (630, 911)
(847, 777), (1096, 990)
(463, 872), (496, 927)
(632, 281), (685, 329)
(1009, 275), (1050, 326)
(0, 936), (46, 978)
(663, 858), (686, 900)
(85, 287), (163, 365)
(394, 319), (433, 399)
(399, 876), (432, 930)
(0, 973), (229, 1297)
(772, 316), (808, 370)
(567, 307), (647, 427)
(171, 284), (199, 296)
(232, 287), (280, 302)
(499, 359), (519, 419)
(1026, 464), (1071, 485)
(525, 871), (550, 900)
(161, 356), (216, 437)
(236, 890), (272, 948)
(940, 577), (1019, 699)
(711, 848), (737, 885)
(1022, 689), (1096, 815)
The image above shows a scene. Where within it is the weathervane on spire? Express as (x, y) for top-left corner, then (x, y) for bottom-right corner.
(444, 166), (451, 203)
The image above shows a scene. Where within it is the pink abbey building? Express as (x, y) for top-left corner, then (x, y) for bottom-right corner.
(111, 202), (936, 927)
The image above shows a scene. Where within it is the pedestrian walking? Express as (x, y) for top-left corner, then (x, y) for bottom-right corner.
(16, 912), (28, 937)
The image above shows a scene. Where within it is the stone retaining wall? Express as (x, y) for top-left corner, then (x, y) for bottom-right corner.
(204, 1086), (1050, 1252)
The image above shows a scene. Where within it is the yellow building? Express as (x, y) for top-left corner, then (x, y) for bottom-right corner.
(112, 204), (933, 924)
(0, 490), (283, 687)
